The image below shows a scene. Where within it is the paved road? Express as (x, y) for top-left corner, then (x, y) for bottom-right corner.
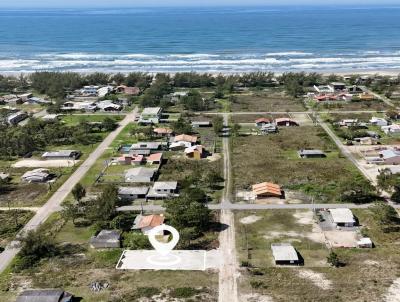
(0, 107), (139, 274)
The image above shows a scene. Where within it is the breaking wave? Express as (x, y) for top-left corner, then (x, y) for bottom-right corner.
(2, 51), (400, 73)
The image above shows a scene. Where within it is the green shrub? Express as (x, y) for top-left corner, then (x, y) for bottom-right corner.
(170, 287), (200, 298)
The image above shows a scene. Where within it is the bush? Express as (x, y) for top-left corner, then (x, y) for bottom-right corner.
(134, 287), (161, 299)
(170, 287), (200, 298)
(123, 232), (151, 249)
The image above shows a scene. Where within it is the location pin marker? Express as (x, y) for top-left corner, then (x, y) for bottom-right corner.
(148, 224), (180, 256)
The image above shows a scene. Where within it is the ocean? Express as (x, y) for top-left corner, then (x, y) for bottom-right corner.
(1, 6), (400, 73)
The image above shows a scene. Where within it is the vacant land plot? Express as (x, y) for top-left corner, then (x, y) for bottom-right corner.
(236, 209), (400, 302)
(231, 90), (305, 112)
(0, 210), (33, 247)
(311, 99), (390, 112)
(231, 126), (366, 203)
(60, 114), (124, 126)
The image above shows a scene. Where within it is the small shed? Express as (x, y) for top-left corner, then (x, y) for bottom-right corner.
(271, 243), (301, 265)
(357, 237), (373, 248)
(329, 208), (356, 227)
(298, 149), (326, 158)
(89, 230), (120, 249)
(252, 182), (283, 198)
(16, 289), (73, 302)
(118, 186), (149, 201)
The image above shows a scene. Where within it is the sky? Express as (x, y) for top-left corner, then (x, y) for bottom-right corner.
(0, 0), (399, 8)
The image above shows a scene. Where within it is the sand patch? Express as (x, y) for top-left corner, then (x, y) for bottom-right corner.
(264, 230), (324, 243)
(384, 278), (400, 302)
(240, 215), (262, 225)
(241, 293), (274, 302)
(293, 210), (314, 225)
(324, 230), (358, 248)
(364, 259), (380, 266)
(297, 269), (332, 290)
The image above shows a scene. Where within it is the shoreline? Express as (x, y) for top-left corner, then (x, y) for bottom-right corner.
(1, 69), (399, 77)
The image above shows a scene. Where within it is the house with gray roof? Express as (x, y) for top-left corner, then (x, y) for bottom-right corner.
(130, 142), (162, 151)
(7, 111), (28, 125)
(271, 243), (301, 265)
(89, 230), (120, 249)
(298, 149), (326, 158)
(118, 186), (149, 201)
(139, 107), (163, 124)
(21, 169), (51, 183)
(125, 167), (157, 183)
(146, 181), (179, 200)
(42, 150), (81, 160)
(16, 289), (73, 302)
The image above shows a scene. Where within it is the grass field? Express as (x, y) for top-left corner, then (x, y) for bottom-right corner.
(60, 114), (124, 126)
(236, 209), (400, 302)
(230, 89), (305, 112)
(310, 99), (390, 112)
(0, 213), (218, 302)
(0, 210), (34, 247)
(231, 125), (368, 203)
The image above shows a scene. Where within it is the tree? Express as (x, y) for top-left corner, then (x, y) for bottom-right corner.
(171, 117), (192, 134)
(72, 183), (86, 202)
(180, 90), (205, 111)
(123, 232), (151, 249)
(165, 196), (211, 237)
(370, 201), (399, 227)
(231, 123), (241, 137)
(327, 251), (342, 267)
(14, 229), (58, 271)
(62, 201), (80, 225)
(212, 116), (224, 135)
(392, 185), (400, 203)
(102, 117), (118, 132)
(86, 185), (118, 224)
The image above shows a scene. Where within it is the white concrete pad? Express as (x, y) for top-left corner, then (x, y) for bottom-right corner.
(12, 159), (79, 168)
(116, 249), (220, 271)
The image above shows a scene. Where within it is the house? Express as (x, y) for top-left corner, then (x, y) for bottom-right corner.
(353, 137), (378, 145)
(337, 93), (353, 101)
(116, 85), (140, 95)
(21, 169), (51, 183)
(7, 111), (28, 125)
(260, 123), (278, 134)
(314, 85), (334, 94)
(366, 130), (380, 139)
(130, 142), (162, 151)
(146, 181), (179, 200)
(170, 141), (192, 151)
(339, 119), (358, 127)
(382, 124), (400, 134)
(96, 100), (122, 111)
(146, 153), (163, 165)
(275, 118), (299, 127)
(192, 121), (212, 128)
(379, 149), (400, 165)
(117, 154), (144, 165)
(271, 243), (301, 265)
(61, 101), (97, 111)
(255, 118), (272, 127)
(314, 94), (338, 102)
(330, 82), (347, 91)
(357, 237), (373, 248)
(132, 214), (165, 235)
(125, 167), (157, 183)
(173, 134), (198, 145)
(80, 85), (99, 96)
(329, 208), (356, 227)
(370, 117), (388, 126)
(89, 230), (120, 248)
(118, 186), (149, 201)
(27, 96), (51, 104)
(153, 127), (173, 137)
(298, 149), (326, 158)
(139, 107), (163, 124)
(0, 94), (21, 104)
(42, 150), (81, 160)
(97, 86), (114, 98)
(357, 92), (375, 101)
(184, 145), (205, 160)
(18, 93), (33, 101)
(252, 182), (283, 199)
(348, 85), (366, 94)
(16, 289), (73, 302)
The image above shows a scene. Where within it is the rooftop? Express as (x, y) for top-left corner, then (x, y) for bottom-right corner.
(329, 208), (355, 224)
(133, 214), (165, 229)
(271, 243), (299, 262)
(252, 182), (282, 196)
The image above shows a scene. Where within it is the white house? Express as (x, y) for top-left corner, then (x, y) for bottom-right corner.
(329, 208), (356, 227)
(370, 117), (388, 127)
(382, 124), (400, 134)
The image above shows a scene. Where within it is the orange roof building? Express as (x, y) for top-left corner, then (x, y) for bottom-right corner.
(146, 152), (163, 164)
(255, 118), (272, 124)
(133, 214), (165, 235)
(153, 127), (173, 136)
(252, 182), (283, 198)
(174, 134), (198, 144)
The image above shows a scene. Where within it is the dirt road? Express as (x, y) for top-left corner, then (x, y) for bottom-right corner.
(218, 113), (239, 302)
(0, 107), (139, 274)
